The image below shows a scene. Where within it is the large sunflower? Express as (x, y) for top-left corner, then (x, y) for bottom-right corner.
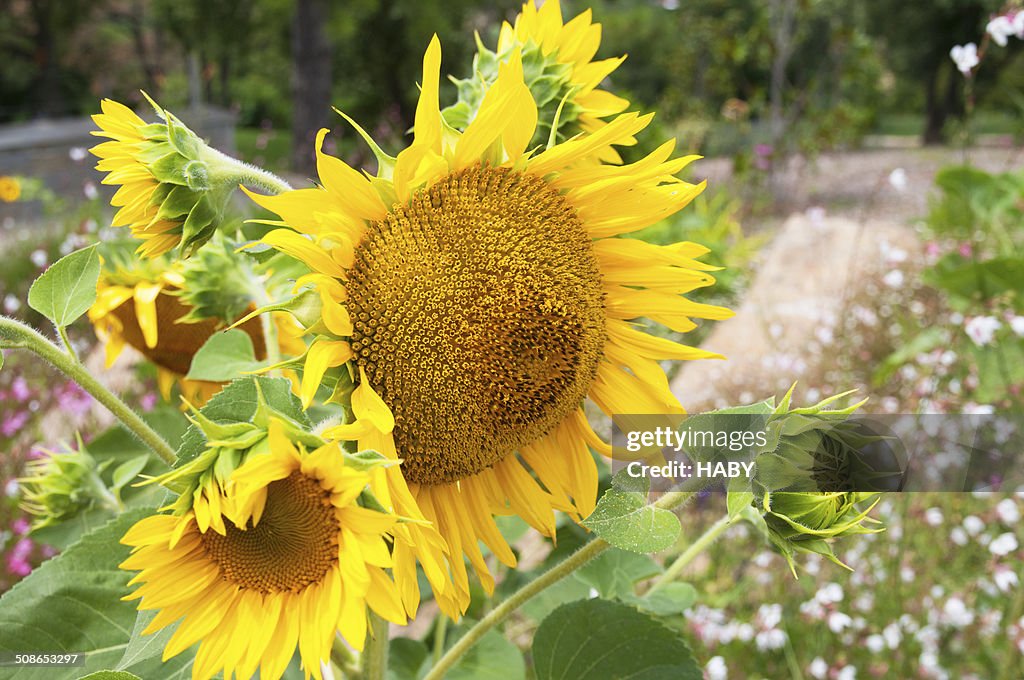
(247, 37), (730, 613)
(88, 255), (304, 404)
(120, 419), (407, 680)
(445, 0), (631, 162)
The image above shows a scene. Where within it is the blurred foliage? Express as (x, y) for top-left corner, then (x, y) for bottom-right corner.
(0, 0), (1018, 162)
(871, 164), (1024, 408)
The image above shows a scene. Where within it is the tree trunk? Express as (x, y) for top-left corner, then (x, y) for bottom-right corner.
(923, 63), (959, 145)
(30, 0), (63, 117)
(290, 0), (333, 175)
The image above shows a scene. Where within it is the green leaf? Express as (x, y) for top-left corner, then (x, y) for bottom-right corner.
(532, 599), (702, 680)
(622, 582), (698, 618)
(387, 638), (429, 680)
(77, 672), (141, 680)
(583, 472), (681, 553)
(111, 456), (149, 497)
(27, 245), (101, 328)
(574, 549), (661, 599)
(872, 327), (946, 387)
(0, 509), (155, 680)
(520, 577), (592, 622)
(175, 376), (308, 465)
(185, 329), (268, 382)
(727, 489), (755, 520)
(114, 610), (192, 679)
(444, 626), (525, 680)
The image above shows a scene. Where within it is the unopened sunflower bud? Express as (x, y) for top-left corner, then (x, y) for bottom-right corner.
(18, 440), (118, 529)
(90, 94), (290, 258)
(755, 386), (892, 493)
(747, 387), (885, 573)
(760, 491), (881, 574)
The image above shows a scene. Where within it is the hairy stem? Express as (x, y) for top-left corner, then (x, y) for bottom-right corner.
(0, 316), (177, 466)
(206, 147), (293, 195)
(362, 611), (389, 680)
(423, 488), (700, 680)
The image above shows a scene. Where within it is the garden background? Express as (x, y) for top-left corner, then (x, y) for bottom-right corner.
(1, 1), (1023, 678)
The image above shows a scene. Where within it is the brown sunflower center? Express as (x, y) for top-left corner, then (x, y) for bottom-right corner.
(110, 289), (266, 375)
(347, 165), (606, 485)
(200, 471), (339, 593)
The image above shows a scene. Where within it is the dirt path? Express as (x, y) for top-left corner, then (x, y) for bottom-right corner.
(670, 145), (1024, 411)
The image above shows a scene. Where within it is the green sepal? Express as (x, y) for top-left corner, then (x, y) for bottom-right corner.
(165, 112), (202, 159)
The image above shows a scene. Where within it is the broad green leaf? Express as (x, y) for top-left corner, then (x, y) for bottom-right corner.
(175, 376), (309, 465)
(27, 244), (101, 328)
(115, 611), (192, 679)
(388, 638), (429, 680)
(77, 672), (141, 680)
(532, 599), (702, 680)
(622, 582), (698, 618)
(0, 509), (155, 680)
(185, 329), (268, 382)
(574, 549), (661, 599)
(583, 472), (680, 553)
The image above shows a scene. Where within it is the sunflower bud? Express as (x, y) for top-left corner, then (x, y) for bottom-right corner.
(760, 491), (881, 573)
(748, 387), (885, 573)
(752, 386), (904, 494)
(18, 439), (119, 529)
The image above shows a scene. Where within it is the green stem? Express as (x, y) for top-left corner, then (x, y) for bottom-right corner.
(362, 611), (389, 680)
(432, 614), (449, 664)
(57, 325), (78, 362)
(206, 147), (293, 195)
(647, 513), (731, 594)
(423, 489), (700, 680)
(0, 316), (177, 467)
(330, 633), (361, 680)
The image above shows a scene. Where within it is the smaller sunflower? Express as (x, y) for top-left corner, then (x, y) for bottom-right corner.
(445, 0), (631, 162)
(88, 248), (304, 404)
(121, 419), (406, 680)
(90, 98), (233, 257)
(0, 175), (21, 203)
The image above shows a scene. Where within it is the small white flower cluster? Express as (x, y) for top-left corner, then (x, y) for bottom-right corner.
(950, 43), (980, 75)
(986, 12), (1024, 46)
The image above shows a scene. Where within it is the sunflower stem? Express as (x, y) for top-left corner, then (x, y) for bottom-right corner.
(647, 513), (731, 595)
(423, 489), (700, 680)
(362, 611), (389, 680)
(0, 316), (178, 467)
(432, 613), (449, 664)
(206, 146), (293, 196)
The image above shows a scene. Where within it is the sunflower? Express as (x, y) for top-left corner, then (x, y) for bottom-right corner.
(246, 37), (730, 614)
(445, 0), (631, 162)
(90, 98), (230, 257)
(120, 419), (407, 680)
(88, 254), (304, 404)
(0, 175), (21, 202)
